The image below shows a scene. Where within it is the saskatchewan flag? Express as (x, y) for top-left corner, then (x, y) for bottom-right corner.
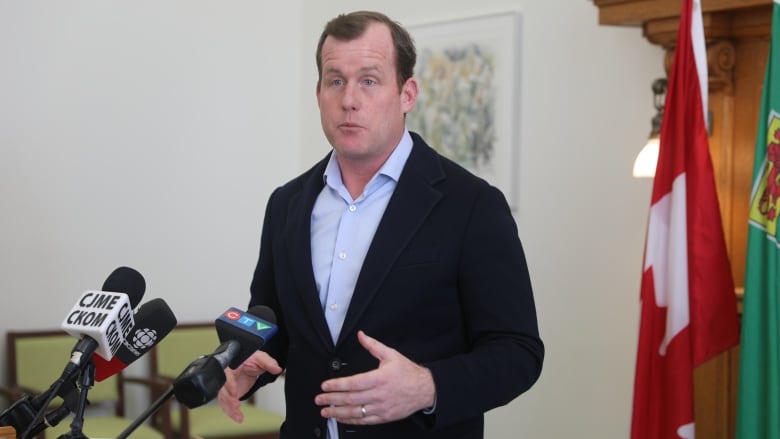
(736, 1), (780, 437)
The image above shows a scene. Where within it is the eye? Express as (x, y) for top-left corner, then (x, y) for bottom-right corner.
(361, 78), (376, 86)
(331, 78), (344, 87)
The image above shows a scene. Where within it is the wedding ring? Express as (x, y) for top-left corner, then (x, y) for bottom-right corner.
(360, 405), (367, 418)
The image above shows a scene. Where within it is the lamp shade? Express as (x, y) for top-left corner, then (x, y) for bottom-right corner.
(633, 136), (659, 178)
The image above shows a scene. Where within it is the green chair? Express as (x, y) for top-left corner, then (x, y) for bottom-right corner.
(2, 329), (165, 439)
(147, 323), (283, 439)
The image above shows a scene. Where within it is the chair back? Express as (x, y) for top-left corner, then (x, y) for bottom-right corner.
(4, 330), (165, 439)
(151, 323), (219, 380)
(7, 330), (121, 412)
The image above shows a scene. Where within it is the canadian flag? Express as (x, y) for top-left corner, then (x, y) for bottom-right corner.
(630, 0), (740, 438)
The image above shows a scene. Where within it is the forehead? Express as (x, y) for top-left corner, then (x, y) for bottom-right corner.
(320, 22), (396, 70)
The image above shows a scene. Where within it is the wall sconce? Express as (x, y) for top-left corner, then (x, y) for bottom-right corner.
(633, 78), (666, 178)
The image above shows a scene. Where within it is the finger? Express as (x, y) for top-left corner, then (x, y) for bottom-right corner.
(319, 370), (374, 393)
(320, 402), (374, 421)
(241, 350), (283, 375)
(221, 367), (240, 395)
(315, 381), (374, 406)
(217, 385), (245, 423)
(331, 404), (382, 425)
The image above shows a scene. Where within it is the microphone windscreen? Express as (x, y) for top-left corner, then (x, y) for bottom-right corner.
(102, 266), (145, 307)
(93, 298), (178, 381)
(247, 305), (277, 324)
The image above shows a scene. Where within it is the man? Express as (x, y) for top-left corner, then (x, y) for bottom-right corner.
(217, 10), (544, 439)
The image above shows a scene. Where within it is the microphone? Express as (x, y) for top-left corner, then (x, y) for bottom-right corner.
(116, 306), (278, 439)
(17, 383), (80, 438)
(61, 267), (145, 365)
(92, 298), (178, 382)
(0, 383), (79, 438)
(214, 305), (278, 369)
(101, 266), (146, 304)
(0, 384), (78, 435)
(172, 305), (278, 408)
(6, 267), (145, 439)
(22, 299), (178, 437)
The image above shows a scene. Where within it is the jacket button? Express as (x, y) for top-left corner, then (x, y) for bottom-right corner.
(330, 358), (343, 371)
(314, 427), (322, 437)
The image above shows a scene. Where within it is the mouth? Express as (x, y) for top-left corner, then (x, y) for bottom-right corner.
(337, 123), (364, 135)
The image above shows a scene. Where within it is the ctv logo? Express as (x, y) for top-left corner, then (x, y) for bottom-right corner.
(224, 310), (242, 320)
(222, 308), (273, 331)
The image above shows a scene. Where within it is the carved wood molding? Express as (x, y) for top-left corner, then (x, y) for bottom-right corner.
(655, 38), (735, 93)
(593, 1), (771, 94)
(592, 0), (772, 26)
(708, 40), (736, 93)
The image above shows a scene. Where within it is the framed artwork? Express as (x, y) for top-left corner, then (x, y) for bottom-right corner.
(407, 11), (522, 208)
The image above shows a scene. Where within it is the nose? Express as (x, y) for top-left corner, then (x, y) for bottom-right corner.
(341, 82), (359, 111)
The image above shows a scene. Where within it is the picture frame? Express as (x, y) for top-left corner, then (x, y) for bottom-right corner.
(407, 11), (522, 208)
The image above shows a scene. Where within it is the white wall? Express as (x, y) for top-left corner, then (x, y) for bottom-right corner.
(0, 0), (663, 437)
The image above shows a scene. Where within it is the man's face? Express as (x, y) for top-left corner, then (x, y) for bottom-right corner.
(316, 22), (417, 167)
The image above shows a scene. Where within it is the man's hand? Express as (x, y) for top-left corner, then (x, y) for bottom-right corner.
(314, 331), (436, 425)
(217, 350), (283, 422)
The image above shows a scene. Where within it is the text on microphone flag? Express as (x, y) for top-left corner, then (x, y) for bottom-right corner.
(61, 290), (135, 360)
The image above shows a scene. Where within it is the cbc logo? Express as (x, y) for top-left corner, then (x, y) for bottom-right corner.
(132, 328), (158, 350)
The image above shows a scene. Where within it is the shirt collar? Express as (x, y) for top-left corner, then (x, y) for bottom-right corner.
(323, 130), (413, 188)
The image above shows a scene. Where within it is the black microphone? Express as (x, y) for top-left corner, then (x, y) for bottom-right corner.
(91, 298), (178, 381)
(0, 383), (78, 435)
(172, 305), (278, 408)
(55, 268), (148, 439)
(116, 306), (278, 439)
(214, 305), (278, 369)
(22, 299), (179, 438)
(101, 266), (146, 302)
(16, 267), (146, 439)
(61, 266), (146, 372)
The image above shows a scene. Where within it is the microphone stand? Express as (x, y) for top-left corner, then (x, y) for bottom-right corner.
(58, 361), (95, 439)
(18, 368), (80, 439)
(118, 355), (226, 439)
(116, 386), (174, 439)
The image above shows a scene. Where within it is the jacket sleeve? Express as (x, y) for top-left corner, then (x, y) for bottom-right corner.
(423, 184), (544, 430)
(241, 186), (290, 397)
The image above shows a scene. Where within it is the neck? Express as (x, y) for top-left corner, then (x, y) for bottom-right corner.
(337, 158), (380, 200)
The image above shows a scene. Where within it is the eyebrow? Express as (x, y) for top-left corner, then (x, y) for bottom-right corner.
(323, 65), (383, 77)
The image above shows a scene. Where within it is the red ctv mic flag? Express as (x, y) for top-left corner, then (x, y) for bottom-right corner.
(630, 0), (740, 438)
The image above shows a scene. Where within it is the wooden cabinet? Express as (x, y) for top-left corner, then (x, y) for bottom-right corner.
(592, 1), (772, 437)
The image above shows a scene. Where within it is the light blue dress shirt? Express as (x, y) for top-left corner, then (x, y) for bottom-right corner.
(310, 130), (413, 439)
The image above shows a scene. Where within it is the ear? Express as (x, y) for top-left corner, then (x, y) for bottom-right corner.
(400, 77), (419, 113)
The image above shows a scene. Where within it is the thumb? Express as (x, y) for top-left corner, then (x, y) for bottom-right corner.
(357, 330), (395, 362)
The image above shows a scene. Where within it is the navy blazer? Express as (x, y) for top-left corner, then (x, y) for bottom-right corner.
(247, 132), (544, 439)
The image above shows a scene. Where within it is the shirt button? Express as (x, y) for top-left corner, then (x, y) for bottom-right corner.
(338, 252), (347, 260)
(349, 205), (357, 212)
(329, 303), (338, 311)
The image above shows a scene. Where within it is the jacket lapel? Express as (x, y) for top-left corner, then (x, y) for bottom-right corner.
(285, 156), (336, 349)
(337, 136), (445, 345)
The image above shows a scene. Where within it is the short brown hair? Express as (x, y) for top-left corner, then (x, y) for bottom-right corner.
(315, 11), (416, 91)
